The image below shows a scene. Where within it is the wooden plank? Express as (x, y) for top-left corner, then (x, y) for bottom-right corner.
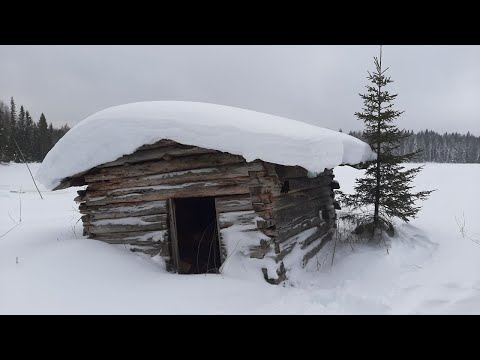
(272, 187), (333, 210)
(303, 231), (333, 267)
(87, 223), (167, 235)
(276, 216), (322, 243)
(248, 173), (279, 188)
(86, 177), (251, 198)
(89, 230), (168, 241)
(84, 153), (247, 182)
(97, 145), (217, 168)
(275, 226), (332, 262)
(74, 195), (86, 203)
(52, 176), (87, 191)
(300, 223), (331, 249)
(168, 198), (180, 273)
(81, 200), (168, 217)
(84, 184), (251, 206)
(86, 215), (168, 234)
(215, 195), (253, 213)
(86, 214), (166, 226)
(284, 176), (334, 193)
(87, 207), (166, 220)
(87, 162), (264, 191)
(214, 198), (228, 263)
(273, 197), (329, 224)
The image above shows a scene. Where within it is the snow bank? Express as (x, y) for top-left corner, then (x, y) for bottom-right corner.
(3, 163), (480, 314)
(36, 101), (375, 190)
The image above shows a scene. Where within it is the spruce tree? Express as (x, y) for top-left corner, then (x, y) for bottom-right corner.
(8, 97), (17, 161)
(341, 47), (434, 235)
(47, 122), (54, 152)
(37, 113), (49, 160)
(25, 110), (34, 161)
(16, 106), (26, 163)
(0, 102), (9, 162)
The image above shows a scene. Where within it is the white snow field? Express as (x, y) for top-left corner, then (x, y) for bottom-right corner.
(1, 162), (479, 314)
(36, 101), (375, 190)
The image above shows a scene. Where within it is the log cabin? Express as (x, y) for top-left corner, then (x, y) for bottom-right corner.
(36, 101), (375, 284)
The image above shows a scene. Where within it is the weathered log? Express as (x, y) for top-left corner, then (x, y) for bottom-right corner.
(97, 145), (218, 169)
(302, 231), (333, 267)
(52, 176), (88, 191)
(248, 172), (279, 187)
(86, 177), (251, 198)
(280, 176), (334, 194)
(87, 162), (264, 191)
(86, 207), (166, 220)
(86, 214), (166, 225)
(273, 197), (331, 224)
(249, 184), (279, 199)
(85, 183), (251, 206)
(215, 195), (253, 213)
(276, 242), (297, 262)
(276, 216), (322, 243)
(79, 200), (167, 214)
(272, 187), (333, 210)
(84, 153), (247, 182)
(86, 217), (168, 234)
(74, 195), (86, 203)
(90, 229), (168, 241)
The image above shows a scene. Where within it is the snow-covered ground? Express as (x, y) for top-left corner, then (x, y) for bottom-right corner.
(1, 162), (479, 314)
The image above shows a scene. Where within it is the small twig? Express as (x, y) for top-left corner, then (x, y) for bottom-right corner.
(8, 211), (18, 225)
(455, 212), (480, 245)
(13, 138), (43, 200)
(19, 186), (22, 223)
(0, 223), (21, 238)
(382, 235), (390, 255)
(218, 236), (243, 274)
(331, 231), (338, 267)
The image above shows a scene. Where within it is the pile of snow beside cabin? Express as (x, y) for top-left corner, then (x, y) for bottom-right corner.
(2, 163), (480, 314)
(35, 101), (375, 190)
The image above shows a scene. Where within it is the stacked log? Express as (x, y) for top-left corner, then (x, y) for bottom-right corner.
(72, 139), (339, 281)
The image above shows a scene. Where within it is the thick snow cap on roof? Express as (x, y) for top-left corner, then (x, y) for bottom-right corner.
(36, 101), (376, 190)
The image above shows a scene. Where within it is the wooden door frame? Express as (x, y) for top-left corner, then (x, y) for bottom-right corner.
(168, 198), (180, 272)
(214, 198), (226, 265)
(168, 196), (223, 274)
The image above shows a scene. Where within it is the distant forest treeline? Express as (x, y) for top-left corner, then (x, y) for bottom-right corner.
(1, 96), (478, 164)
(348, 129), (480, 163)
(0, 97), (70, 163)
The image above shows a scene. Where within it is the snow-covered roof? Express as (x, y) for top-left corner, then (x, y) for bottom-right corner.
(36, 101), (376, 190)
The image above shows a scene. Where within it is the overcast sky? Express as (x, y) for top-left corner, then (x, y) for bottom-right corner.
(0, 45), (479, 135)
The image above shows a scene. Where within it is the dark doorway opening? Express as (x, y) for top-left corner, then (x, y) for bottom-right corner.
(173, 197), (222, 274)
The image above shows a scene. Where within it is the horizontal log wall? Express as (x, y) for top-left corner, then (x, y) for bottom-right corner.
(73, 139), (339, 280)
(265, 165), (338, 269)
(77, 142), (267, 262)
